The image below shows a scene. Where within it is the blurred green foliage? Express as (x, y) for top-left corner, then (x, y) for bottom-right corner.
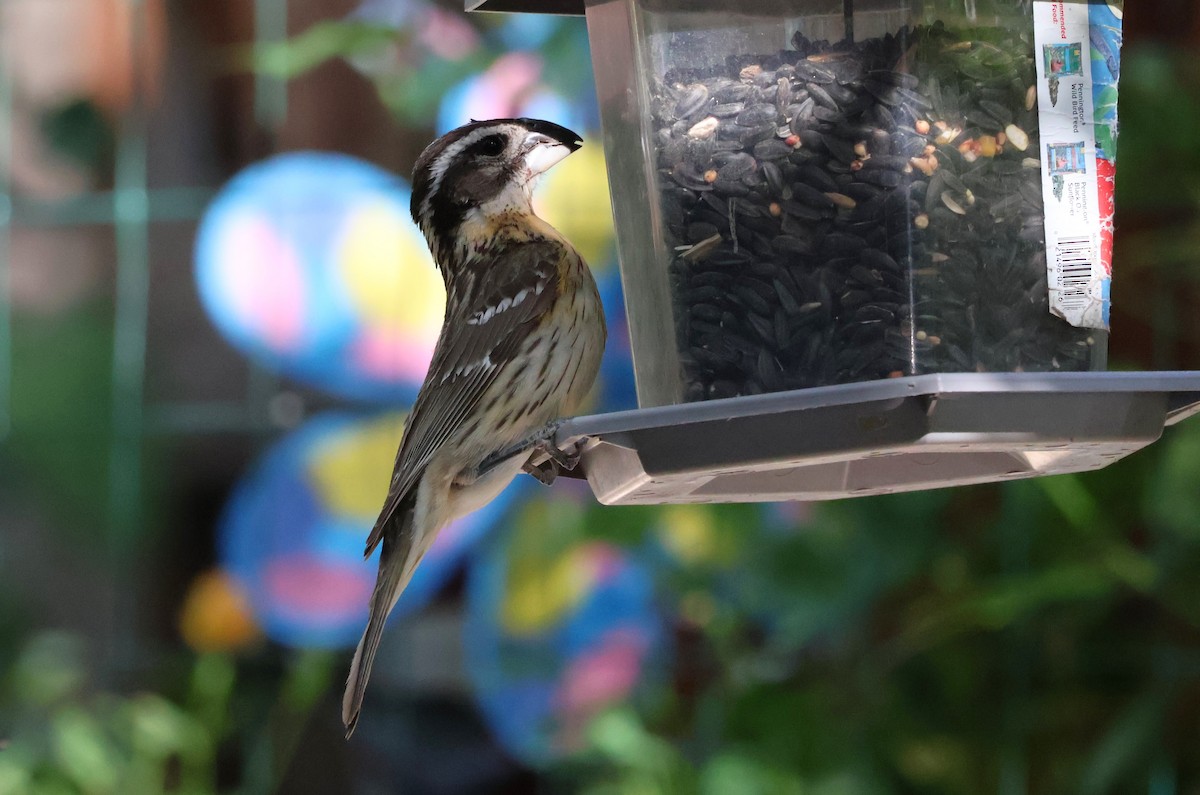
(250, 21), (403, 79)
(0, 634), (217, 795)
(0, 635), (335, 795)
(40, 102), (114, 175)
(3, 304), (114, 542)
(248, 12), (592, 125)
(1115, 47), (1200, 217)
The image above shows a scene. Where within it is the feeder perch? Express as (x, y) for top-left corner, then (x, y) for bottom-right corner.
(468, 0), (1200, 504)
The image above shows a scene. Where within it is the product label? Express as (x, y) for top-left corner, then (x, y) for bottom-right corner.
(1033, 1), (1122, 330)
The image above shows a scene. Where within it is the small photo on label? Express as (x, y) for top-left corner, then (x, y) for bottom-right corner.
(1043, 42), (1083, 77)
(1047, 142), (1088, 176)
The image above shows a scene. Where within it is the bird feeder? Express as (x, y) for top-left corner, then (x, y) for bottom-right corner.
(468, 0), (1200, 504)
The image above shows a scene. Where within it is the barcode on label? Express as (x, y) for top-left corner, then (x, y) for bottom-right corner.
(1055, 235), (1093, 311)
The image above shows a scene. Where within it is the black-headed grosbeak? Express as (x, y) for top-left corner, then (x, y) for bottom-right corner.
(342, 118), (606, 735)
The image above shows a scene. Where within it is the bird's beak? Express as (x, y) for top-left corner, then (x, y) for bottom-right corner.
(520, 120), (583, 176)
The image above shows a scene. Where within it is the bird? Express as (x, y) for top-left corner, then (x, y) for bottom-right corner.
(342, 118), (607, 736)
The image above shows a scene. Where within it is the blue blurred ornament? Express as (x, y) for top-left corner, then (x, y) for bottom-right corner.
(436, 52), (585, 136)
(464, 486), (667, 764)
(351, 0), (424, 28)
(220, 412), (521, 648)
(495, 13), (560, 51)
(485, 16), (602, 133)
(350, 0), (481, 62)
(194, 152), (445, 404)
(595, 267), (637, 411)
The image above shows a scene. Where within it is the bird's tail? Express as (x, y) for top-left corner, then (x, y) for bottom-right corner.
(342, 495), (419, 737)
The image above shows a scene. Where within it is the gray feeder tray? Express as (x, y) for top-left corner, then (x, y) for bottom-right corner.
(467, 0), (583, 15)
(551, 372), (1200, 505)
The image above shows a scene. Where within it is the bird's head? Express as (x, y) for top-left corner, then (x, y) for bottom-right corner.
(410, 118), (583, 266)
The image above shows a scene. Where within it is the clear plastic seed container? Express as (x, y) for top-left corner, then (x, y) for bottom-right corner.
(584, 0), (1116, 407)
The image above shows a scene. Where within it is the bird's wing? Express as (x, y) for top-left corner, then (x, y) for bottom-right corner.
(363, 239), (566, 556)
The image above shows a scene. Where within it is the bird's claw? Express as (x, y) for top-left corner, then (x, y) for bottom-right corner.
(475, 420), (580, 485)
(521, 437), (583, 487)
(522, 457), (560, 486)
(534, 437), (580, 472)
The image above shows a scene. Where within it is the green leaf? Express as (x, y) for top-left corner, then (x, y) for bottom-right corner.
(11, 633), (86, 707)
(897, 551), (1153, 654)
(250, 21), (400, 79)
(1080, 691), (1167, 794)
(701, 752), (802, 795)
(1038, 474), (1107, 534)
(187, 653), (236, 736)
(52, 707), (119, 794)
(374, 49), (493, 123)
(6, 308), (115, 543)
(125, 695), (199, 759)
(586, 709), (676, 774)
(280, 649), (336, 711)
(0, 747), (33, 795)
(1147, 421), (1200, 538)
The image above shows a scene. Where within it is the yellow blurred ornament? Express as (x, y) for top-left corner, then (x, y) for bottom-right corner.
(657, 505), (731, 565)
(501, 546), (597, 637)
(307, 412), (407, 518)
(498, 498), (599, 635)
(338, 199), (445, 335)
(179, 570), (259, 653)
(534, 142), (615, 267)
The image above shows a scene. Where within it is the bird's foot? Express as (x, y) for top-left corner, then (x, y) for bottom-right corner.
(520, 432), (585, 486)
(475, 421), (583, 486)
(475, 421), (559, 477)
(522, 457), (560, 486)
(531, 433), (580, 472)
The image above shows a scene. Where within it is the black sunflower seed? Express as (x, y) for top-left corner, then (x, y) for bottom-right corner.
(656, 19), (1096, 402)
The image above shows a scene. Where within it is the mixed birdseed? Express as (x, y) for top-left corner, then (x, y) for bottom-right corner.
(656, 22), (1099, 401)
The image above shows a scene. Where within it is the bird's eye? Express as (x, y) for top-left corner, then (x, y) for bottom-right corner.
(474, 134), (506, 157)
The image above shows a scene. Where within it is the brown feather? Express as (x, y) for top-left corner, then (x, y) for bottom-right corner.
(363, 239), (565, 557)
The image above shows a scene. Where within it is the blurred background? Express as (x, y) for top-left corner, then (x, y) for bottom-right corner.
(0, 1), (1199, 793)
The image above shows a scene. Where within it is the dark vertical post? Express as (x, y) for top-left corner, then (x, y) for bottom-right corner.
(844, 0), (854, 44)
(248, 0), (287, 421)
(108, 0), (150, 672)
(0, 66), (10, 442)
